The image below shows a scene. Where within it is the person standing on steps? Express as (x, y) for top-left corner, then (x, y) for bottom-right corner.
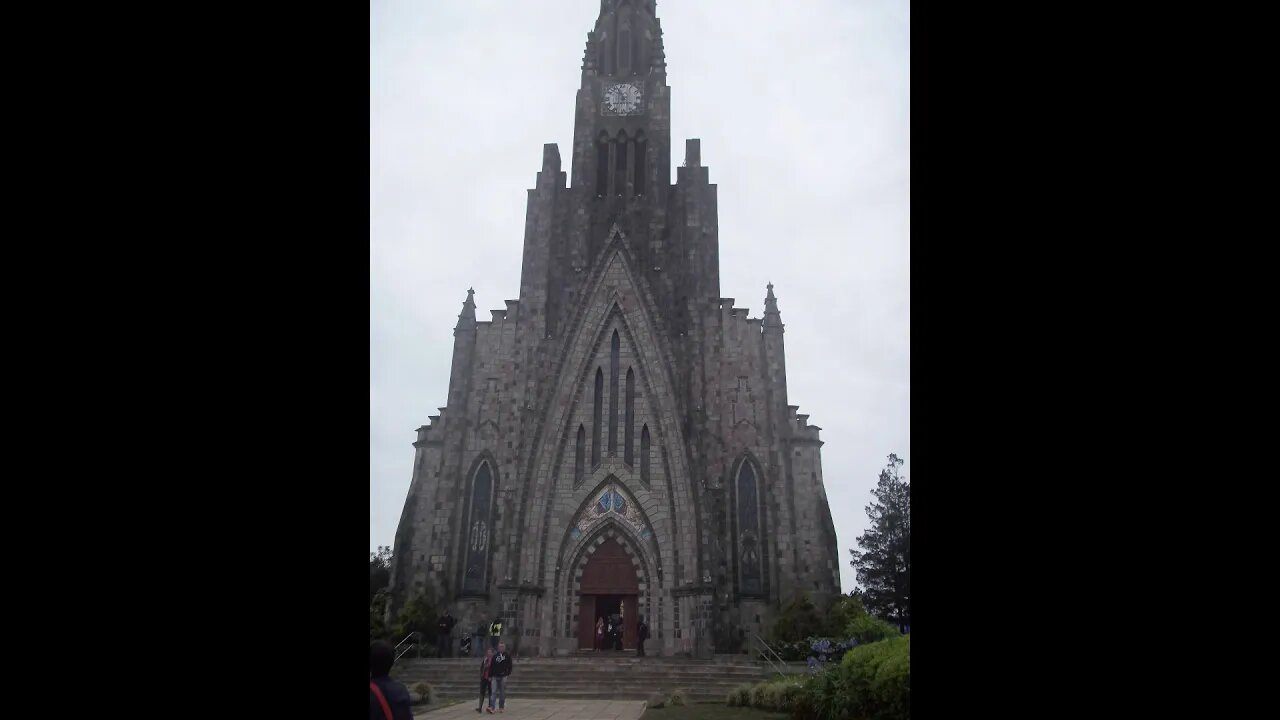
(595, 616), (604, 651)
(637, 618), (649, 657)
(369, 640), (414, 720)
(487, 641), (513, 714)
(436, 610), (456, 658)
(475, 647), (494, 713)
(473, 621), (487, 658)
(488, 616), (503, 652)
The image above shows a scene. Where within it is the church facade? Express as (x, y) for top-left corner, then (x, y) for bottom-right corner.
(388, 0), (840, 657)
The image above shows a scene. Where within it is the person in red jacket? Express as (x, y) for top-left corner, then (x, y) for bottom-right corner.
(476, 647), (494, 713)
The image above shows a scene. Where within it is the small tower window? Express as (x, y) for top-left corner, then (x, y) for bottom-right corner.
(640, 424), (651, 483)
(613, 132), (628, 197)
(576, 424), (586, 486)
(608, 330), (620, 454)
(596, 135), (609, 197)
(624, 368), (636, 464)
(634, 134), (647, 196)
(593, 368), (604, 466)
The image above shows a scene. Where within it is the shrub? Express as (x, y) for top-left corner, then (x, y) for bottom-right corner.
(729, 678), (807, 713)
(791, 634), (909, 720)
(782, 635), (910, 720)
(410, 681), (433, 705)
(771, 593), (825, 643)
(841, 634), (909, 720)
(846, 613), (899, 646)
(774, 681), (804, 712)
(810, 637), (861, 667)
(869, 639), (910, 719)
(773, 638), (811, 661)
(726, 684), (754, 706)
(793, 664), (854, 720)
(668, 688), (689, 707)
(750, 682), (770, 708)
(766, 682), (797, 712)
(823, 595), (866, 637)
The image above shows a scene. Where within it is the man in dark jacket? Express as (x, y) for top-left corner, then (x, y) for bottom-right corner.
(370, 640), (414, 720)
(436, 610), (456, 657)
(487, 641), (513, 713)
(637, 618), (649, 657)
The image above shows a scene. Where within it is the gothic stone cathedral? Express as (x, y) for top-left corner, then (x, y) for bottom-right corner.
(388, 0), (840, 657)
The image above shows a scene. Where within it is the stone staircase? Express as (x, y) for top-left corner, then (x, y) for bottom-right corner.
(391, 655), (781, 702)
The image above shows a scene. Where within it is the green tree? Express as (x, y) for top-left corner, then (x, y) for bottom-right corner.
(823, 594), (865, 637)
(770, 592), (825, 643)
(394, 592), (438, 653)
(370, 588), (390, 642)
(370, 545), (393, 603)
(849, 453), (910, 629)
(370, 546), (394, 642)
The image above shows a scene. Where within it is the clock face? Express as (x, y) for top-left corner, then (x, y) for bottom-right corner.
(603, 83), (642, 116)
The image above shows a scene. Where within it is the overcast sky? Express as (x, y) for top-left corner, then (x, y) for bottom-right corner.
(371, 0), (908, 595)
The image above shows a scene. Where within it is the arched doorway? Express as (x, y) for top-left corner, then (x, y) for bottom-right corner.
(577, 537), (640, 650)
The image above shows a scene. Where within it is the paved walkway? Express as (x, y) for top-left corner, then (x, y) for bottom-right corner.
(415, 698), (646, 720)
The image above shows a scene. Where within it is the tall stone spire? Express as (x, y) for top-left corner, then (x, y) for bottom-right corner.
(600, 0), (657, 16)
(455, 287), (476, 331)
(763, 282), (783, 329)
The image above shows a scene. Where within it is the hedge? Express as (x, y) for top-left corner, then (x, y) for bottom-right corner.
(732, 634), (910, 720)
(793, 634), (910, 720)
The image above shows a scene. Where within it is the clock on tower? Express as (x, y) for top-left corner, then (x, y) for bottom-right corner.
(603, 83), (643, 116)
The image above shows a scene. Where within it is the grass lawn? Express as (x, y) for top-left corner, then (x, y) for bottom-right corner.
(643, 702), (788, 719)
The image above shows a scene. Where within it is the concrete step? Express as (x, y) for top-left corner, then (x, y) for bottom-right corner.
(406, 677), (742, 686)
(395, 667), (767, 675)
(396, 674), (761, 681)
(421, 688), (737, 700)
(391, 655), (773, 702)
(394, 667), (766, 677)
(397, 660), (766, 671)
(394, 676), (752, 686)
(393, 674), (765, 685)
(396, 681), (758, 698)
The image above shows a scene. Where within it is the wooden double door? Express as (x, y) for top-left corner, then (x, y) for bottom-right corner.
(576, 538), (640, 650)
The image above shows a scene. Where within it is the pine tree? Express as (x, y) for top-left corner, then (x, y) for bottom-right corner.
(849, 454), (910, 629)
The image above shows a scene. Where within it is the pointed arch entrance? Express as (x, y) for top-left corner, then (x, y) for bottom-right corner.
(576, 536), (640, 650)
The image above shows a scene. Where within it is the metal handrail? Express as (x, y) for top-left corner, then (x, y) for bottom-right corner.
(748, 632), (788, 678)
(394, 631), (419, 661)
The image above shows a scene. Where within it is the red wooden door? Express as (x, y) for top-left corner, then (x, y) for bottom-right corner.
(580, 538), (639, 650)
(623, 594), (638, 649)
(579, 538), (640, 595)
(578, 594), (597, 649)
